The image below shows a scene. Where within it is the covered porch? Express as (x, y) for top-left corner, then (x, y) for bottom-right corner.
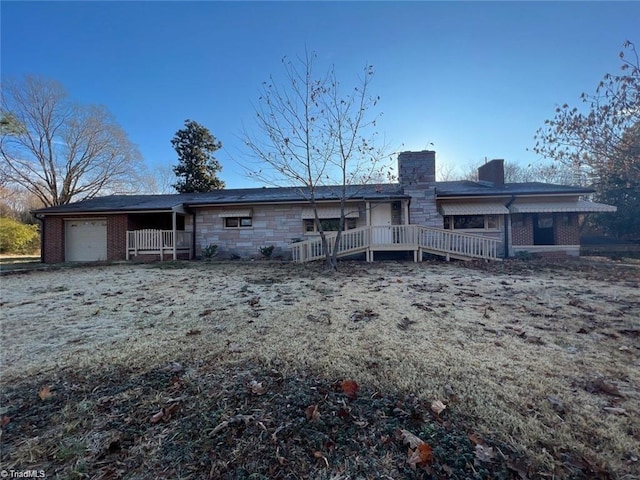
(126, 207), (193, 261)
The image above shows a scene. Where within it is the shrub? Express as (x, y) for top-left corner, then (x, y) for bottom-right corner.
(259, 245), (275, 258)
(201, 244), (218, 261)
(515, 250), (533, 261)
(0, 217), (39, 254)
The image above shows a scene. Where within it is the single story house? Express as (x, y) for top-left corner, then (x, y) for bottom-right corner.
(33, 151), (616, 263)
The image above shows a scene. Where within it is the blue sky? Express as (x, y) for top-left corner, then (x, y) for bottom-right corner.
(2, 1), (638, 189)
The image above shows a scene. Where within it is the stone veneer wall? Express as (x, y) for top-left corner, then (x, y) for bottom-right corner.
(397, 151), (441, 227)
(194, 203), (367, 259)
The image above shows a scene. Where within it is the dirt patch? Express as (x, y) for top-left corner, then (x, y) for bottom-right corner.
(1, 259), (639, 478)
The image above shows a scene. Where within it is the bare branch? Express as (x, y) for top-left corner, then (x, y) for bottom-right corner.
(0, 75), (143, 206)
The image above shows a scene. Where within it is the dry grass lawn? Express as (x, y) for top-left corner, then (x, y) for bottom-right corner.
(1, 258), (639, 479)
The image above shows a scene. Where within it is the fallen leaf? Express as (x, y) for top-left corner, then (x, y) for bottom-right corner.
(397, 429), (425, 449)
(586, 378), (624, 397)
(506, 457), (530, 479)
(249, 380), (266, 395)
(313, 450), (329, 467)
(150, 403), (180, 423)
(443, 384), (456, 399)
(305, 404), (320, 422)
(163, 362), (182, 373)
(407, 443), (433, 469)
(150, 409), (164, 423)
(603, 406), (627, 415)
(38, 386), (52, 401)
(468, 433), (481, 445)
(211, 414), (254, 435)
(398, 430), (433, 469)
(525, 335), (545, 345)
(341, 379), (359, 399)
(397, 316), (417, 331)
(547, 395), (565, 414)
(475, 444), (496, 463)
(1, 415), (10, 426)
(431, 400), (447, 415)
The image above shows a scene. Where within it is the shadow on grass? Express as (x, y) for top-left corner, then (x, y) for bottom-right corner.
(0, 358), (615, 480)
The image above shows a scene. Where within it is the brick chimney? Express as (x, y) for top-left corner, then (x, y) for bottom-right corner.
(397, 150), (439, 227)
(478, 159), (504, 186)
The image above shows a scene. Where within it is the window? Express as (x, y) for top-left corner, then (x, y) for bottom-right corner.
(511, 214), (525, 228)
(225, 217), (252, 228)
(561, 213), (573, 226)
(304, 218), (357, 233)
(444, 215), (500, 230)
(537, 214), (554, 228)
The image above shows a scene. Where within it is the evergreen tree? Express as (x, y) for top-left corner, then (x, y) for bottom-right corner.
(172, 120), (225, 193)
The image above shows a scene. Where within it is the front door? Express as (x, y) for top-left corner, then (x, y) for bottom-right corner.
(533, 214), (555, 245)
(371, 203), (392, 244)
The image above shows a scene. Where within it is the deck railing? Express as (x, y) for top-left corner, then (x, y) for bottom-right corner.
(290, 225), (499, 263)
(126, 229), (191, 260)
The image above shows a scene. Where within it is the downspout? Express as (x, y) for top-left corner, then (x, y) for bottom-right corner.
(35, 213), (45, 263)
(191, 211), (196, 260)
(504, 195), (516, 258)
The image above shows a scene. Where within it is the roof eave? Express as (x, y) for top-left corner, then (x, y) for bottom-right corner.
(436, 190), (593, 199)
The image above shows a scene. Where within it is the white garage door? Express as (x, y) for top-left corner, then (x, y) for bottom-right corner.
(65, 219), (107, 262)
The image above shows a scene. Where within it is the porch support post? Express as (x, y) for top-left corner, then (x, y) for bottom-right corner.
(403, 200), (410, 225)
(366, 201), (371, 226)
(172, 211), (177, 260)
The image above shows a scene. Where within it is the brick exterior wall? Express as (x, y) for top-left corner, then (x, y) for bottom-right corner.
(41, 214), (130, 263)
(42, 216), (65, 263)
(511, 213), (579, 247)
(555, 213), (580, 245)
(511, 215), (533, 246)
(107, 214), (128, 261)
(397, 151), (440, 227)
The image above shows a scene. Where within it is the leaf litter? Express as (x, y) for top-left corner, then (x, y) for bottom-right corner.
(1, 257), (639, 479)
(1, 359), (527, 479)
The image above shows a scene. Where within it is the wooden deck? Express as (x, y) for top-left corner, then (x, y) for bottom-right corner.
(290, 225), (501, 263)
(126, 229), (192, 261)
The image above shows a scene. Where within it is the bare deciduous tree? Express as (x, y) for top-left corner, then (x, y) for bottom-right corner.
(456, 159), (584, 185)
(0, 75), (144, 207)
(243, 52), (391, 269)
(533, 41), (640, 238)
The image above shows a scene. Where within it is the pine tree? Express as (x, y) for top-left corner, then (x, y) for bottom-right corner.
(172, 120), (225, 193)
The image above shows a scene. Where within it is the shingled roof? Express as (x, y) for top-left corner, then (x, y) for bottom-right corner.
(33, 179), (597, 216)
(33, 183), (407, 215)
(435, 181), (593, 197)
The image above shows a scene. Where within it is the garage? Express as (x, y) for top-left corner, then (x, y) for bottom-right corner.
(65, 219), (107, 261)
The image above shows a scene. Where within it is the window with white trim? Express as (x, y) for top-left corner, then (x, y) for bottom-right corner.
(304, 218), (357, 233)
(225, 217), (252, 228)
(443, 215), (500, 231)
